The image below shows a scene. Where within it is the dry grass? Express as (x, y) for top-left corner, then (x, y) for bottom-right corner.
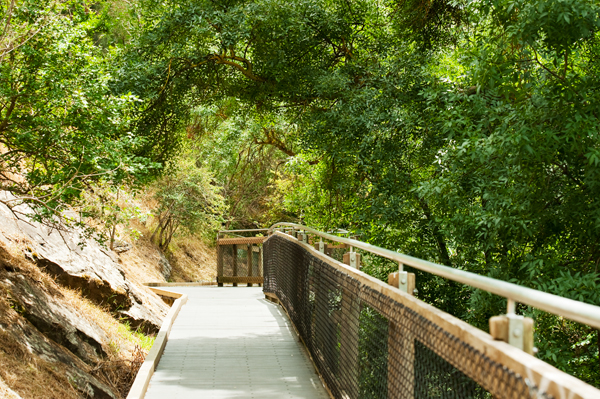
(0, 236), (155, 398)
(114, 222), (167, 286)
(0, 296), (80, 399)
(90, 345), (145, 396)
(0, 375), (22, 399)
(167, 234), (217, 282)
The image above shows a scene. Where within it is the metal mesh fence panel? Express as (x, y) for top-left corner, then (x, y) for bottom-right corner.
(263, 233), (549, 399)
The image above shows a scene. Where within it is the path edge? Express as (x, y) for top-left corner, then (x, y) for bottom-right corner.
(143, 281), (217, 287)
(264, 292), (334, 399)
(126, 287), (189, 399)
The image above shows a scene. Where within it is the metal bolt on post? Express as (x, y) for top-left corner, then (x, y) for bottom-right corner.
(318, 239), (325, 253)
(396, 262), (416, 295)
(489, 299), (534, 354)
(343, 251), (361, 269)
(350, 253), (357, 268)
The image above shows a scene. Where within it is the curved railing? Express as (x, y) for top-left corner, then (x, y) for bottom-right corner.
(269, 222), (600, 331)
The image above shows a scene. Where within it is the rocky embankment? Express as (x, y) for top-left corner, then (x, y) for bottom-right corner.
(0, 197), (172, 398)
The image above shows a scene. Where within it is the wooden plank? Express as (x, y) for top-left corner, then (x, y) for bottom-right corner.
(264, 291), (279, 304)
(247, 244), (253, 287)
(232, 244), (238, 287)
(218, 237), (267, 245)
(144, 282), (217, 287)
(272, 231), (600, 399)
(218, 276), (264, 284)
(147, 287), (185, 299)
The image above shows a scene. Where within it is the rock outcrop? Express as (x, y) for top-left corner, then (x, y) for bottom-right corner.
(0, 192), (168, 334)
(158, 252), (172, 280)
(2, 274), (109, 364)
(0, 192), (175, 397)
(0, 310), (117, 399)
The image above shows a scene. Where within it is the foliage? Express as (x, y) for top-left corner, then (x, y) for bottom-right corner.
(91, 0), (142, 47)
(80, 184), (149, 249)
(113, 0), (600, 386)
(186, 102), (295, 229)
(150, 159), (226, 251)
(0, 0), (172, 230)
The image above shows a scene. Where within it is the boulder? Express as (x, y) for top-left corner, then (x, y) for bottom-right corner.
(112, 240), (132, 254)
(119, 282), (168, 334)
(158, 252), (172, 280)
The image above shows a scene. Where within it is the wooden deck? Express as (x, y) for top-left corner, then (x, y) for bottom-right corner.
(144, 287), (329, 399)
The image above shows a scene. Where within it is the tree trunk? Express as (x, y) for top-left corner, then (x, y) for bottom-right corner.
(109, 224), (116, 250)
(417, 197), (452, 266)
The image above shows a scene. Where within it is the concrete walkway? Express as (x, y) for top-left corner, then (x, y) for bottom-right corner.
(144, 287), (329, 399)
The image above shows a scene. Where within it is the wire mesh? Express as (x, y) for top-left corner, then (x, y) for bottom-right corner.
(263, 234), (548, 399)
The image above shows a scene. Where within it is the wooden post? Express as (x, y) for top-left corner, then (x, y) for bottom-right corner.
(388, 271), (415, 295)
(232, 244), (238, 287)
(388, 313), (415, 399)
(258, 245), (263, 287)
(343, 252), (361, 269)
(340, 287), (360, 399)
(489, 315), (534, 355)
(217, 244), (223, 287)
(314, 242), (327, 253)
(247, 244), (253, 287)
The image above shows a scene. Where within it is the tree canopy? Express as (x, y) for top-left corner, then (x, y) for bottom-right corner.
(0, 0), (178, 227)
(113, 0), (600, 384)
(3, 0), (600, 386)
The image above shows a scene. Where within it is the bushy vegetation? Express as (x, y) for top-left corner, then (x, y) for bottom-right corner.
(3, 0), (600, 387)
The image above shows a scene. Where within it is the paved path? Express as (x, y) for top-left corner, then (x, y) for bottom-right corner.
(145, 287), (329, 399)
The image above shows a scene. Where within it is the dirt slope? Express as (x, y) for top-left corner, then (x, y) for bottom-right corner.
(0, 200), (216, 398)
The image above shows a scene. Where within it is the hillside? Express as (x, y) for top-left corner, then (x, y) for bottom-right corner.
(0, 194), (216, 398)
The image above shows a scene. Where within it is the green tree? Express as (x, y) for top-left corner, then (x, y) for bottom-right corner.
(188, 102), (296, 229)
(121, 0), (600, 385)
(0, 0), (170, 228)
(150, 159), (226, 251)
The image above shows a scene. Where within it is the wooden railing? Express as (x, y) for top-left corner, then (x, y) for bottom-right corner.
(216, 230), (267, 286)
